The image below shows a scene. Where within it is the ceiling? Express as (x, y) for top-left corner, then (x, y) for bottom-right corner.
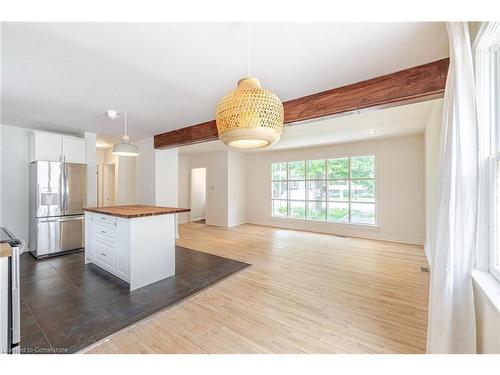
(178, 99), (442, 155)
(1, 22), (448, 143)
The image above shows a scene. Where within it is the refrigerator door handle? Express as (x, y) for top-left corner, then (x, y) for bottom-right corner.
(58, 215), (84, 222)
(59, 164), (64, 214)
(62, 164), (67, 214)
(38, 215), (84, 223)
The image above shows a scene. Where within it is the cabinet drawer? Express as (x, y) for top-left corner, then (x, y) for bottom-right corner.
(96, 233), (116, 248)
(95, 224), (116, 239)
(95, 215), (117, 226)
(96, 242), (115, 269)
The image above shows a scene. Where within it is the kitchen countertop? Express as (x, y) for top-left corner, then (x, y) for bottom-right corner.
(84, 205), (191, 219)
(0, 243), (12, 258)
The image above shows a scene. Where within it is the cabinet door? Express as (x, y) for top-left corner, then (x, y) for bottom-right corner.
(115, 219), (130, 282)
(31, 133), (62, 162)
(62, 137), (86, 164)
(84, 213), (95, 258)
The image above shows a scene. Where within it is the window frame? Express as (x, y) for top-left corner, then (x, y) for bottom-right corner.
(490, 153), (500, 281)
(270, 155), (377, 226)
(476, 25), (500, 282)
(489, 46), (500, 282)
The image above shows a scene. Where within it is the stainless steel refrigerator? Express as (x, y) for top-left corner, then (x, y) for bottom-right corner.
(29, 161), (87, 258)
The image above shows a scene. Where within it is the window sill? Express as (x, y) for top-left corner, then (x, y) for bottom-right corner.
(269, 216), (380, 229)
(472, 270), (500, 314)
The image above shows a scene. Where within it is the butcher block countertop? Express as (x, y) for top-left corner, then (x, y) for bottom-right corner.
(0, 243), (12, 258)
(84, 205), (190, 219)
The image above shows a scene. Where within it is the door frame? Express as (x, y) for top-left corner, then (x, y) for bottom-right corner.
(102, 162), (116, 206)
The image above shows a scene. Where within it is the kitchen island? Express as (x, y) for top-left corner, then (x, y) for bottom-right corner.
(84, 205), (190, 290)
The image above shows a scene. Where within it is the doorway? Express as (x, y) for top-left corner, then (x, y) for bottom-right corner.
(190, 167), (206, 223)
(103, 163), (116, 206)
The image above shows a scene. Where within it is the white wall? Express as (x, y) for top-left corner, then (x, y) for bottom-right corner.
(245, 134), (426, 245)
(179, 151), (229, 227)
(424, 100), (443, 265)
(134, 137), (156, 205)
(97, 148), (136, 206)
(96, 149), (104, 206)
(191, 151), (228, 227)
(190, 168), (207, 221)
(178, 154), (190, 223)
(0, 125), (30, 250)
(227, 151), (247, 227)
(155, 147), (178, 207)
(117, 156), (136, 205)
(0, 125), (2, 227)
(84, 132), (97, 207)
(155, 147), (179, 236)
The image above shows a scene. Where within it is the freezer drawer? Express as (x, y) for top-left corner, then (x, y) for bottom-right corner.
(31, 215), (85, 257)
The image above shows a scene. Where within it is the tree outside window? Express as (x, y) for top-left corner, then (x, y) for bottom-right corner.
(271, 156), (376, 224)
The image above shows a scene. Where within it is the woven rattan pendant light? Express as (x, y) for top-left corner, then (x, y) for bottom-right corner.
(216, 24), (284, 149)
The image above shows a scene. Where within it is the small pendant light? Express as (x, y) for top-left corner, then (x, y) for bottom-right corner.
(107, 110), (140, 157)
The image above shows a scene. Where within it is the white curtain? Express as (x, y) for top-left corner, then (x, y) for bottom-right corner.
(426, 22), (478, 354)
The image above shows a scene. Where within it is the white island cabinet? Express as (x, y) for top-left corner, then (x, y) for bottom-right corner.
(84, 205), (190, 291)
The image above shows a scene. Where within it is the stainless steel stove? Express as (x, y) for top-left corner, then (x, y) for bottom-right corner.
(0, 227), (21, 354)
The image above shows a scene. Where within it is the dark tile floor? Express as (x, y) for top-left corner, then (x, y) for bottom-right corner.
(19, 246), (249, 354)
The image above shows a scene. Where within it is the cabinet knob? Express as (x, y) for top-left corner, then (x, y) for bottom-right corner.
(101, 253), (106, 256)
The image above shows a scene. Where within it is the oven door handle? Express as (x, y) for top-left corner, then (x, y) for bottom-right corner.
(11, 246), (19, 290)
(10, 245), (21, 348)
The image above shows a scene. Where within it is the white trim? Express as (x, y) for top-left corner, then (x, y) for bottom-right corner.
(247, 220), (423, 246)
(490, 155), (500, 282)
(424, 244), (432, 267)
(473, 22), (500, 51)
(472, 270), (500, 315)
(473, 22), (500, 279)
(267, 215), (379, 228)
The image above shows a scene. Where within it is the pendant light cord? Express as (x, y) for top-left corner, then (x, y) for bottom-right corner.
(123, 111), (128, 137)
(248, 23), (251, 77)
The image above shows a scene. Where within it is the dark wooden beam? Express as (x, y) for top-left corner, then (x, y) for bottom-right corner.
(154, 120), (218, 149)
(154, 58), (449, 149)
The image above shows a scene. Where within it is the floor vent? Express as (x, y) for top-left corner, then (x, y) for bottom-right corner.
(420, 266), (430, 273)
(335, 234), (347, 238)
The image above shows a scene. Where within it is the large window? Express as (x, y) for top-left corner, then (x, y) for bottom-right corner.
(271, 156), (376, 225)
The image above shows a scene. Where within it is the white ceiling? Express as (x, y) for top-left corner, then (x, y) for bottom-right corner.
(179, 99), (442, 155)
(0, 22), (448, 143)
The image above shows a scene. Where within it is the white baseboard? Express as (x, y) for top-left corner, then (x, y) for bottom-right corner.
(423, 244), (433, 267)
(180, 219), (424, 246)
(245, 220), (424, 246)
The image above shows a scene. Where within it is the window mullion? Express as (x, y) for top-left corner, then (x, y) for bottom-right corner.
(348, 157), (352, 223)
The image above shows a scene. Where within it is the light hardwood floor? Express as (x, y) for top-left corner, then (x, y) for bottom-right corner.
(84, 223), (430, 354)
